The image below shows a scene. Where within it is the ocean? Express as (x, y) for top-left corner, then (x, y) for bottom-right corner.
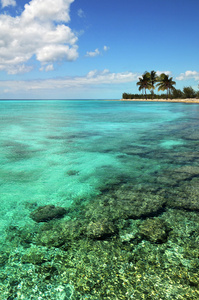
(0, 99), (199, 299)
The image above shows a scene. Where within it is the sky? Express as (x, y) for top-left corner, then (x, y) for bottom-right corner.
(0, 0), (199, 99)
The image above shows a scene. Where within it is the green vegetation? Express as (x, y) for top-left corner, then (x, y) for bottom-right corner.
(136, 71), (159, 100)
(136, 72), (152, 100)
(123, 71), (199, 100)
(149, 70), (158, 99)
(156, 73), (176, 100)
(183, 86), (196, 98)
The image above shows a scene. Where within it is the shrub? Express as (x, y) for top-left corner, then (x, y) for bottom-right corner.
(171, 89), (184, 99)
(183, 86), (196, 98)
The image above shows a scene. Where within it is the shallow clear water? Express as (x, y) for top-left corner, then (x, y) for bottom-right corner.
(0, 100), (199, 299)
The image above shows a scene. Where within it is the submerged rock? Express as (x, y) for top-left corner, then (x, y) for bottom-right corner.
(35, 219), (85, 248)
(167, 179), (199, 211)
(30, 205), (67, 222)
(85, 186), (166, 221)
(171, 166), (199, 179)
(86, 218), (116, 239)
(184, 131), (199, 140)
(5, 225), (36, 247)
(139, 218), (169, 243)
(35, 226), (67, 248)
(121, 146), (151, 156)
(156, 165), (199, 188)
(167, 151), (199, 164)
(117, 191), (166, 219)
(21, 249), (47, 265)
(66, 169), (79, 176)
(0, 251), (9, 267)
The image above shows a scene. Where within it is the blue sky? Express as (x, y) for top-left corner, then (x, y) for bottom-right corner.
(0, 0), (199, 99)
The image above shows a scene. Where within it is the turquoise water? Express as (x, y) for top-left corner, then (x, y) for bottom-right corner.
(0, 100), (199, 299)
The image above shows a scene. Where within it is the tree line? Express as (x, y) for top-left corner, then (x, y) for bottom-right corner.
(123, 71), (199, 100)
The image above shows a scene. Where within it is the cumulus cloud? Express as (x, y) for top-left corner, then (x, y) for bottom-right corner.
(0, 0), (78, 74)
(86, 48), (100, 57)
(84, 69), (138, 84)
(86, 46), (110, 57)
(156, 70), (172, 76)
(40, 64), (54, 72)
(0, 69), (139, 93)
(1, 0), (16, 7)
(6, 64), (33, 75)
(176, 70), (199, 81)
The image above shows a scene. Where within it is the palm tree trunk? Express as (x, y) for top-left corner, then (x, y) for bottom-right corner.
(152, 90), (154, 100)
(145, 88), (147, 100)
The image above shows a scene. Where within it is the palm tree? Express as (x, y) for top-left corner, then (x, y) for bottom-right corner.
(137, 72), (152, 100)
(156, 73), (176, 99)
(149, 70), (158, 99)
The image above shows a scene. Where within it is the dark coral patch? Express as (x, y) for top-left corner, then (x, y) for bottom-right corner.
(86, 218), (117, 239)
(30, 205), (66, 222)
(139, 218), (169, 243)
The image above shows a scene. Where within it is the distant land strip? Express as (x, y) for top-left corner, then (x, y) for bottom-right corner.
(120, 98), (199, 103)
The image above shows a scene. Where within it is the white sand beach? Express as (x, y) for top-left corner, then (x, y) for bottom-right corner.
(121, 98), (199, 103)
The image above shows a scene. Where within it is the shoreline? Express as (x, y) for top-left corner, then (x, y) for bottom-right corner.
(120, 98), (199, 103)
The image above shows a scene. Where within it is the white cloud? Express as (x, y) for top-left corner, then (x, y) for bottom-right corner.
(77, 8), (85, 18)
(86, 46), (110, 58)
(103, 45), (109, 51)
(0, 70), (139, 93)
(86, 48), (100, 57)
(45, 64), (54, 71)
(176, 70), (199, 81)
(0, 0), (78, 74)
(22, 0), (73, 23)
(156, 70), (172, 76)
(36, 44), (78, 63)
(6, 64), (33, 75)
(84, 69), (138, 85)
(1, 0), (16, 8)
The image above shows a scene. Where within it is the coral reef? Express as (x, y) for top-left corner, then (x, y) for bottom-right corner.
(138, 218), (169, 243)
(86, 218), (116, 239)
(167, 179), (199, 211)
(30, 205), (67, 222)
(1, 207), (199, 300)
(2, 177), (199, 299)
(84, 185), (166, 223)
